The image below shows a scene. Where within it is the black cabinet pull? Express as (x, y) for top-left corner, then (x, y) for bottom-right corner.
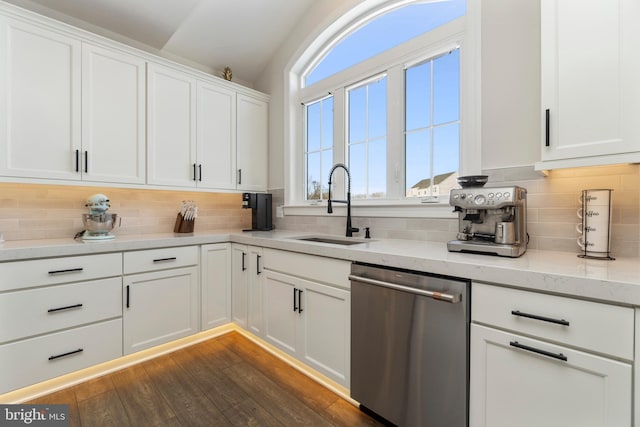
(510, 341), (567, 362)
(198, 164), (202, 181)
(298, 289), (303, 313)
(48, 267), (83, 275)
(293, 288), (298, 312)
(238, 169), (242, 185)
(126, 285), (130, 308)
(75, 149), (80, 172)
(48, 303), (83, 313)
(242, 252), (247, 271)
(545, 109), (550, 147)
(193, 163), (197, 181)
(256, 254), (262, 275)
(153, 257), (177, 263)
(49, 348), (83, 361)
(84, 150), (88, 173)
(511, 310), (569, 326)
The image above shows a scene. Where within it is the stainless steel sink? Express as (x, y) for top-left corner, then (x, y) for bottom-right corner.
(291, 236), (371, 246)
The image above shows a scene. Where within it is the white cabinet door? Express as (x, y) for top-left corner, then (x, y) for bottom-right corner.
(263, 270), (299, 355)
(236, 94), (268, 191)
(540, 0), (640, 164)
(231, 244), (248, 328)
(0, 16), (81, 180)
(201, 243), (231, 330)
(262, 269), (350, 386)
(123, 266), (199, 354)
(82, 43), (145, 184)
(197, 81), (236, 189)
(147, 62), (197, 187)
(470, 324), (632, 427)
(300, 280), (350, 387)
(247, 246), (264, 336)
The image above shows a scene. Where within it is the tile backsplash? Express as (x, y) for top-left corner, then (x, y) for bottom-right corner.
(0, 183), (250, 241)
(2, 164), (638, 258)
(273, 164), (640, 258)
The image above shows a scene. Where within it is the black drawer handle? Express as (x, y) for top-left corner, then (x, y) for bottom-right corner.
(242, 252), (247, 271)
(298, 289), (303, 313)
(48, 268), (84, 275)
(126, 285), (130, 308)
(256, 254), (262, 275)
(153, 257), (177, 263)
(510, 341), (567, 362)
(49, 348), (84, 361)
(48, 303), (83, 313)
(293, 288), (298, 312)
(511, 310), (570, 326)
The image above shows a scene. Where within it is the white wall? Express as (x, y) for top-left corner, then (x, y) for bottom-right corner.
(255, 0), (362, 190)
(257, 0), (543, 190)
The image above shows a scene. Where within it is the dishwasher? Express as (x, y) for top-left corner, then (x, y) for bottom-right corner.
(349, 262), (470, 427)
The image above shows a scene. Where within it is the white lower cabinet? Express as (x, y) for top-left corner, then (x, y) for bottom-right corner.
(123, 246), (200, 355)
(0, 319), (122, 394)
(230, 244), (263, 335)
(201, 243), (231, 330)
(123, 266), (199, 354)
(262, 249), (351, 387)
(470, 282), (633, 427)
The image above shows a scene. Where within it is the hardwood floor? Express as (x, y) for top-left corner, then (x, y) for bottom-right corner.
(27, 331), (383, 426)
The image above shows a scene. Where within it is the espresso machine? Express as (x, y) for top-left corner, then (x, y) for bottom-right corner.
(242, 193), (273, 231)
(447, 186), (528, 257)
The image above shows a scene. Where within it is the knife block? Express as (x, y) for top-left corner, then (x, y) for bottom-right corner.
(174, 213), (195, 233)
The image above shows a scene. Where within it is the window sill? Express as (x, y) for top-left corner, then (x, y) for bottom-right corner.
(283, 201), (457, 219)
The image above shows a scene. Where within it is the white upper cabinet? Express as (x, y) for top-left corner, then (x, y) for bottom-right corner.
(236, 94), (268, 191)
(197, 81), (237, 189)
(537, 0), (640, 170)
(0, 16), (81, 180)
(82, 43), (146, 184)
(147, 62), (197, 187)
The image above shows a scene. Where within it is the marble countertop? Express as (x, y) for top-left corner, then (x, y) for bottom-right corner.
(1, 230), (638, 306)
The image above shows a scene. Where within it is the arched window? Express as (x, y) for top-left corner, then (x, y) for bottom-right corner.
(287, 0), (480, 213)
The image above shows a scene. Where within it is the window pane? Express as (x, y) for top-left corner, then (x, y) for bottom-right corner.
(369, 138), (386, 198)
(305, 0), (466, 86)
(433, 49), (460, 125)
(349, 86), (366, 143)
(321, 97), (334, 149)
(434, 124), (459, 176)
(307, 151), (321, 199)
(368, 78), (387, 139)
(306, 102), (320, 152)
(405, 61), (431, 131)
(349, 143), (367, 199)
(405, 130), (431, 196)
(321, 148), (333, 198)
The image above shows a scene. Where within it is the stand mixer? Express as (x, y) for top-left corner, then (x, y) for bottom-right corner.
(81, 194), (119, 241)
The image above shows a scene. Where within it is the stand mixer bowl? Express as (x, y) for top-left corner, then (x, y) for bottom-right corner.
(82, 213), (118, 235)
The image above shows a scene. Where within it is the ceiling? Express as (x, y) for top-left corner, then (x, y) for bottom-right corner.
(4, 0), (317, 85)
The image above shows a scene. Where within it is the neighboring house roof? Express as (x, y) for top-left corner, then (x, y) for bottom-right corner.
(410, 172), (456, 189)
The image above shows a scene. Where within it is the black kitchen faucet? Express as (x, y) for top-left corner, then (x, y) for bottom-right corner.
(327, 163), (359, 237)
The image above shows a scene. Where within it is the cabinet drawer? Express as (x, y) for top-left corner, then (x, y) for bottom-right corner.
(0, 277), (121, 344)
(0, 319), (122, 394)
(123, 246), (198, 274)
(0, 253), (122, 292)
(263, 249), (350, 289)
(472, 282), (634, 360)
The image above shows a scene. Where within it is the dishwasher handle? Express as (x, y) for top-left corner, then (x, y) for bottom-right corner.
(349, 274), (462, 303)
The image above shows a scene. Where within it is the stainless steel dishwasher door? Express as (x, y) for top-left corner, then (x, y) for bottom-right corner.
(350, 263), (469, 427)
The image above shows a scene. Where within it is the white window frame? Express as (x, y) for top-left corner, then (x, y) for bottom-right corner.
(284, 0), (481, 218)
